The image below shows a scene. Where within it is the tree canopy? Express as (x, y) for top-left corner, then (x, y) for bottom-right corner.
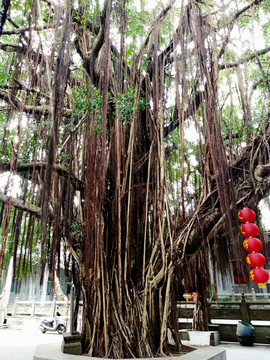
(0, 0), (270, 357)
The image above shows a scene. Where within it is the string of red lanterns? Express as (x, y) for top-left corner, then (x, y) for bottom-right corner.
(238, 208), (269, 286)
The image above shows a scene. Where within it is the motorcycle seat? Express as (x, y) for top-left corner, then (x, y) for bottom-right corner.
(45, 320), (54, 327)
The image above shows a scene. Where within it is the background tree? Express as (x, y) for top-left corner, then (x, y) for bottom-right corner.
(0, 0), (270, 357)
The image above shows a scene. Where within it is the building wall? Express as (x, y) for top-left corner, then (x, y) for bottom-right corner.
(0, 257), (72, 303)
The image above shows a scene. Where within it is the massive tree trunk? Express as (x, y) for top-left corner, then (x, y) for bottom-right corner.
(0, 0), (269, 357)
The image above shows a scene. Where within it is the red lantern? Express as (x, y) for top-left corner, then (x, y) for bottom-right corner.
(240, 223), (259, 237)
(246, 253), (266, 267)
(249, 268), (269, 283)
(243, 238), (262, 252)
(238, 208), (256, 223)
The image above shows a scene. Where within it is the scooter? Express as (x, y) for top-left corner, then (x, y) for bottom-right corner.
(39, 311), (66, 334)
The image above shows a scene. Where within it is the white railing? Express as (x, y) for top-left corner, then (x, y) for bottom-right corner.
(2, 288), (270, 319)
(3, 294), (83, 318)
(217, 288), (270, 302)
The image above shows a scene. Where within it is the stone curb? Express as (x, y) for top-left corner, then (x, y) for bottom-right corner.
(33, 343), (226, 360)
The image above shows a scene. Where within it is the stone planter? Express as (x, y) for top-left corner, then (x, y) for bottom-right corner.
(188, 331), (211, 346)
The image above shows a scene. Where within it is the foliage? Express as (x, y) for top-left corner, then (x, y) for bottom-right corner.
(218, 296), (233, 308)
(73, 84), (102, 115)
(70, 221), (83, 237)
(113, 87), (146, 125)
(0, 0), (270, 358)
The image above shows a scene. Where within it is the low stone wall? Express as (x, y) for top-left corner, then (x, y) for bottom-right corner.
(33, 342), (226, 360)
(178, 321), (270, 344)
(177, 295), (270, 345)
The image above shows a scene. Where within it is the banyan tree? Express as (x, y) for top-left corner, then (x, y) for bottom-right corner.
(0, 0), (270, 357)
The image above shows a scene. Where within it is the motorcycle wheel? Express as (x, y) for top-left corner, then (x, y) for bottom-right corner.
(57, 324), (66, 334)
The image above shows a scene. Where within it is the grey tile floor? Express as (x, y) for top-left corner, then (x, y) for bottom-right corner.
(0, 325), (270, 360)
(0, 324), (61, 360)
(220, 342), (270, 360)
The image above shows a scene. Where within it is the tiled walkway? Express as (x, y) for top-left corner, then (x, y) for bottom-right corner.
(220, 341), (270, 360)
(0, 325), (270, 360)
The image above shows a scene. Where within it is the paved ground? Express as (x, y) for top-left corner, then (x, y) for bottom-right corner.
(0, 323), (62, 360)
(0, 324), (270, 360)
(220, 341), (270, 360)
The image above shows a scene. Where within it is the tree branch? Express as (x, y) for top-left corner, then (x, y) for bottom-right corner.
(0, 0), (11, 36)
(219, 46), (270, 70)
(254, 163), (270, 182)
(218, 0), (265, 59)
(0, 192), (42, 216)
(163, 90), (201, 137)
(0, 41), (50, 68)
(0, 88), (72, 117)
(0, 42), (26, 54)
(0, 162), (85, 191)
(2, 23), (59, 35)
(135, 0), (176, 62)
